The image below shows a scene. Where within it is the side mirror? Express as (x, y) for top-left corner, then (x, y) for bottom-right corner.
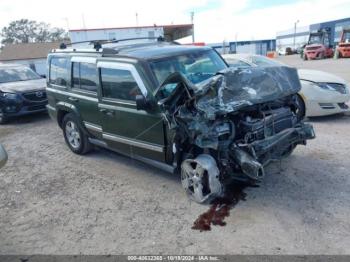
(135, 95), (151, 111)
(0, 144), (8, 169)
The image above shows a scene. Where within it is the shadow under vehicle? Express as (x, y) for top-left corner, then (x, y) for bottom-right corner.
(46, 38), (315, 203)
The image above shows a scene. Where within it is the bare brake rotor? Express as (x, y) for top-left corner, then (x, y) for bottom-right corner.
(181, 154), (223, 203)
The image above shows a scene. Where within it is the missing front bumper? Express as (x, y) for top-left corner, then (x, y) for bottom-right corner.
(230, 123), (315, 180)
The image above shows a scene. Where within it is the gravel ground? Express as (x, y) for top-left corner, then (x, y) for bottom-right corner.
(0, 56), (350, 255)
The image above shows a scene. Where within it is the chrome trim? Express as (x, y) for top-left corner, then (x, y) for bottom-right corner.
(102, 133), (163, 152)
(46, 87), (98, 103)
(97, 61), (148, 97)
(46, 104), (56, 111)
(84, 122), (102, 132)
(101, 98), (136, 106)
(88, 138), (174, 174)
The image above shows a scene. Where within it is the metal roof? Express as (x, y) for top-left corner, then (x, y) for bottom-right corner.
(0, 42), (69, 61)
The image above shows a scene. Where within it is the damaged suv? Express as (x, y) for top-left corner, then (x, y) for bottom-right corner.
(47, 39), (315, 203)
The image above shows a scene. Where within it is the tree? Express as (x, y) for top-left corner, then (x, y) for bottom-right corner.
(1, 19), (68, 44)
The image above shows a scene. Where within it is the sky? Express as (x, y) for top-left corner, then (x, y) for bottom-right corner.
(0, 0), (350, 43)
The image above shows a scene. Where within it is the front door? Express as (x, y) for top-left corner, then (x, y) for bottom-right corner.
(97, 61), (165, 162)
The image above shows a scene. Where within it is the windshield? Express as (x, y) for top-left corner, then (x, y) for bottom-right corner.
(0, 67), (41, 83)
(308, 34), (322, 45)
(150, 50), (227, 85)
(343, 32), (350, 43)
(251, 56), (285, 67)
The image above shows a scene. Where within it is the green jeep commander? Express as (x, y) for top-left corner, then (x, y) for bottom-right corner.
(46, 39), (315, 203)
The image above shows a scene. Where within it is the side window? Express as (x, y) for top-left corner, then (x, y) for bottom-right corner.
(49, 57), (68, 86)
(100, 68), (141, 101)
(72, 62), (97, 92)
(72, 62), (80, 87)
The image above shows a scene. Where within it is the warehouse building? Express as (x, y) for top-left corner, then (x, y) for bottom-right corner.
(209, 40), (275, 55)
(69, 24), (194, 47)
(0, 41), (64, 76)
(229, 39), (276, 55)
(276, 17), (350, 51)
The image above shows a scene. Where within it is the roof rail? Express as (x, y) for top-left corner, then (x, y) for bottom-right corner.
(59, 36), (171, 51)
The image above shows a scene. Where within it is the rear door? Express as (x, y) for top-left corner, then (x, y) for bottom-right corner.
(69, 57), (101, 138)
(97, 60), (165, 162)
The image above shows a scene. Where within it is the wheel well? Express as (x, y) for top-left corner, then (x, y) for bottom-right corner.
(296, 94), (306, 118)
(57, 110), (69, 128)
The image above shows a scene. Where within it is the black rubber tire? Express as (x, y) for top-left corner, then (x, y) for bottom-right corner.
(0, 109), (8, 125)
(319, 52), (325, 59)
(62, 113), (92, 155)
(303, 54), (308, 61)
(296, 95), (306, 121)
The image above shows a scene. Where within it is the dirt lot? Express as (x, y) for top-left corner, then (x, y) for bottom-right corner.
(1, 55), (350, 255)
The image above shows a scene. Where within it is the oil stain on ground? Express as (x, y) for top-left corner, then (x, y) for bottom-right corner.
(192, 183), (257, 231)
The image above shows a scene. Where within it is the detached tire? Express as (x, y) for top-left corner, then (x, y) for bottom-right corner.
(62, 113), (92, 155)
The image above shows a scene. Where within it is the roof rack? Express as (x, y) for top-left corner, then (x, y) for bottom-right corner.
(59, 36), (173, 51)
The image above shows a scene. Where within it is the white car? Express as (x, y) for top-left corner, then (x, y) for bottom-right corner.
(222, 54), (350, 117)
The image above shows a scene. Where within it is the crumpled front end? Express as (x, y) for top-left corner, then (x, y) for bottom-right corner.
(157, 66), (315, 203)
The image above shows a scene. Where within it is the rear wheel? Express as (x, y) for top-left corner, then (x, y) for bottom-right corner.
(303, 54), (308, 61)
(62, 113), (92, 154)
(318, 52), (325, 59)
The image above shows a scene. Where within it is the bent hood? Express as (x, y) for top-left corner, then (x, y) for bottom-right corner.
(192, 66), (301, 118)
(298, 69), (347, 84)
(0, 78), (47, 93)
(158, 66), (301, 119)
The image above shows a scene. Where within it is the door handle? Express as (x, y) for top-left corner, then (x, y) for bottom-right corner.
(99, 108), (115, 116)
(68, 97), (79, 102)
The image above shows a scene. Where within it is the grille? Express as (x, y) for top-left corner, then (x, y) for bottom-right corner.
(22, 91), (47, 102)
(306, 46), (321, 51)
(319, 103), (335, 109)
(27, 104), (46, 111)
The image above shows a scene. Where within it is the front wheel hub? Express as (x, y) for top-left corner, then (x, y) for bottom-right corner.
(181, 154), (223, 203)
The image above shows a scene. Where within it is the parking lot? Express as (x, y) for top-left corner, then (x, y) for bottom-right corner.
(0, 55), (350, 255)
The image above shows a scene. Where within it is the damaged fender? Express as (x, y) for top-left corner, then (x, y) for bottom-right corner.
(156, 66), (315, 202)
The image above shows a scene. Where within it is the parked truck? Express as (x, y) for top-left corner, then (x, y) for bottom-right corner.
(334, 28), (350, 59)
(303, 28), (333, 60)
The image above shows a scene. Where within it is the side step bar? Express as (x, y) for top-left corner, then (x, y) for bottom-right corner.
(88, 138), (175, 174)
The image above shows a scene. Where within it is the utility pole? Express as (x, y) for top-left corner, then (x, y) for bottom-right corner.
(191, 11), (195, 43)
(293, 20), (300, 51)
(136, 12), (139, 26)
(82, 13), (87, 29)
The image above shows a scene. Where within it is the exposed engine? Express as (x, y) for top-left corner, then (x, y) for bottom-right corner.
(156, 66), (315, 203)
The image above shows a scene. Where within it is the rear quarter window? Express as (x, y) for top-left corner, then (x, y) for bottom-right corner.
(49, 57), (69, 86)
